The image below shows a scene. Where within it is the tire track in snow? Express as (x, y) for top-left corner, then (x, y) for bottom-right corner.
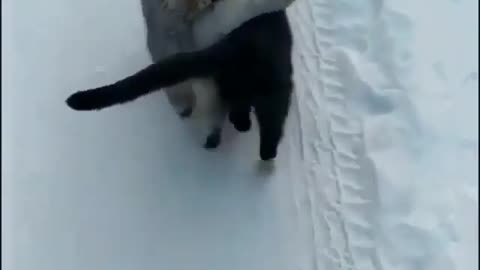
(287, 1), (380, 269)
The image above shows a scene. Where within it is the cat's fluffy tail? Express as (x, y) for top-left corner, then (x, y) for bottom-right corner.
(66, 48), (222, 111)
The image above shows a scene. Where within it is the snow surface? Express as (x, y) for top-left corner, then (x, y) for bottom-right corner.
(2, 0), (478, 270)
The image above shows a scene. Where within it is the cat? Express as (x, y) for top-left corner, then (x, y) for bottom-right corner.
(140, 0), (293, 118)
(140, 0), (199, 118)
(66, 10), (293, 161)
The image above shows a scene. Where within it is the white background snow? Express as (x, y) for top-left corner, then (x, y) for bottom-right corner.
(2, 0), (478, 269)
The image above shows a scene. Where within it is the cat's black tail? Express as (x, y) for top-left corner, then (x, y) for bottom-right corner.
(66, 47), (224, 111)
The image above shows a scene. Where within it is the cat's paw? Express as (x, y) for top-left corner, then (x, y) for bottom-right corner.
(229, 112), (251, 132)
(233, 118), (251, 132)
(178, 107), (193, 118)
(260, 148), (277, 161)
(203, 129), (221, 149)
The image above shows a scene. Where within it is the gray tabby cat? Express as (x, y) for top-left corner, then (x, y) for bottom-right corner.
(140, 0), (199, 118)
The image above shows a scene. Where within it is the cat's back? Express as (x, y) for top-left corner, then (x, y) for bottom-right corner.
(141, 0), (189, 31)
(141, 0), (195, 59)
(192, 0), (293, 48)
(227, 11), (292, 72)
(214, 11), (293, 100)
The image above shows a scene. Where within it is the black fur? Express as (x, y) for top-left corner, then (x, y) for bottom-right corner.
(66, 11), (293, 161)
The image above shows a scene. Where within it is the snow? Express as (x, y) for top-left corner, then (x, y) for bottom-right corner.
(2, 0), (478, 270)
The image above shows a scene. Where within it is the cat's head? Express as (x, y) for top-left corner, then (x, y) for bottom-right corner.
(185, 0), (223, 20)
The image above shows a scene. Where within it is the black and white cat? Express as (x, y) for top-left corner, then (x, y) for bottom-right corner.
(66, 10), (293, 161)
(140, 0), (293, 118)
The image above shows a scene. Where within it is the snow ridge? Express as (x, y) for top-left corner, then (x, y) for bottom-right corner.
(288, 0), (380, 269)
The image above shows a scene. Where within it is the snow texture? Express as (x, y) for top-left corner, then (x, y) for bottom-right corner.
(2, 0), (478, 270)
